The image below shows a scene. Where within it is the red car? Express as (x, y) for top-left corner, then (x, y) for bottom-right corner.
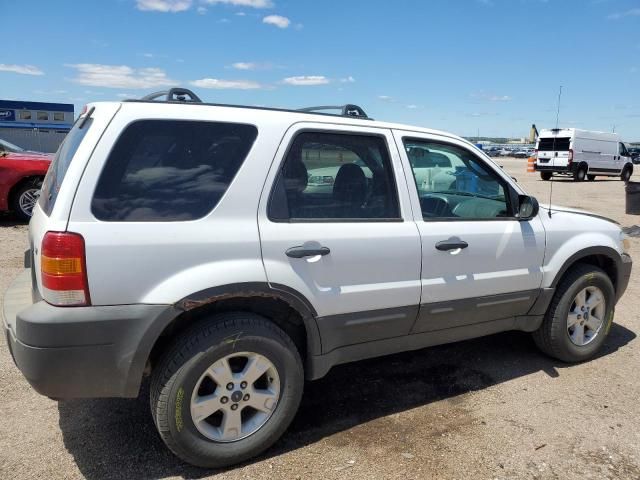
(0, 138), (52, 220)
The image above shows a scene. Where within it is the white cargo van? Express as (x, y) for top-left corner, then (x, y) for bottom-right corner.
(534, 128), (633, 181)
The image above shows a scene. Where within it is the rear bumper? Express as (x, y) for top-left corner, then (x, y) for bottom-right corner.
(3, 270), (180, 398)
(535, 164), (575, 173)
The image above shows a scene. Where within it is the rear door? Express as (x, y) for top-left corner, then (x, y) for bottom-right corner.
(394, 131), (546, 333)
(258, 123), (422, 353)
(537, 135), (571, 169)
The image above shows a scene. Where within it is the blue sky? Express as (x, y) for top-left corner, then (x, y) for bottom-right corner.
(1, 0), (639, 139)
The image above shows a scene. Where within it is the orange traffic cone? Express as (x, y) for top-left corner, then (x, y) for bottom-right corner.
(527, 157), (535, 173)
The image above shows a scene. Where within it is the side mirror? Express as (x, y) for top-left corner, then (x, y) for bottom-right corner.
(517, 195), (539, 221)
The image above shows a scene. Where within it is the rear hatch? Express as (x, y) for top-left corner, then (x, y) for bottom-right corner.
(28, 103), (120, 299)
(536, 136), (572, 167)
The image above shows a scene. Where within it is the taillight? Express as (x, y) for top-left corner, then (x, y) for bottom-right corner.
(568, 148), (574, 164)
(41, 231), (90, 306)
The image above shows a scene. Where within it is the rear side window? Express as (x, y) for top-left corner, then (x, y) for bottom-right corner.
(92, 120), (257, 222)
(40, 118), (93, 215)
(538, 137), (571, 151)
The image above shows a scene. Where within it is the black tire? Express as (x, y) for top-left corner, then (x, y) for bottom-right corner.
(533, 264), (615, 363)
(573, 166), (586, 182)
(621, 165), (633, 182)
(587, 174), (596, 181)
(10, 178), (43, 221)
(540, 172), (552, 181)
(150, 312), (304, 468)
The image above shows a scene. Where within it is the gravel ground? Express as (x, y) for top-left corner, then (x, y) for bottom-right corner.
(1, 158), (639, 479)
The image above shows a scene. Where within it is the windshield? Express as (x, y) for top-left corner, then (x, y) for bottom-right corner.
(0, 138), (25, 152)
(39, 118), (93, 215)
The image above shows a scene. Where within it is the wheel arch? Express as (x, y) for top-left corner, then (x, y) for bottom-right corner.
(145, 282), (321, 380)
(550, 246), (622, 297)
(8, 175), (44, 205)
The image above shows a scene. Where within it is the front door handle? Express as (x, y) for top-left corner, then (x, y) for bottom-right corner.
(286, 246), (331, 259)
(435, 238), (469, 252)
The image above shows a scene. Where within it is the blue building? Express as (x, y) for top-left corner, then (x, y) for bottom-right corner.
(0, 100), (74, 153)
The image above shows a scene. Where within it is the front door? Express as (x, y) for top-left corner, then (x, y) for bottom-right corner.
(258, 123), (422, 353)
(395, 132), (546, 333)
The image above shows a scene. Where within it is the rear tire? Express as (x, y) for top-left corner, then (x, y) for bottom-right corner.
(540, 172), (552, 181)
(621, 165), (633, 182)
(587, 174), (596, 181)
(573, 166), (586, 182)
(150, 312), (304, 468)
(533, 264), (615, 363)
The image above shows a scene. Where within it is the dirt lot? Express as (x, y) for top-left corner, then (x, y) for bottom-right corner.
(1, 158), (639, 480)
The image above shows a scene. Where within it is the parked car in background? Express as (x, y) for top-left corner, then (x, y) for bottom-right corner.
(535, 129), (633, 181)
(0, 138), (52, 220)
(513, 148), (535, 158)
(628, 146), (640, 164)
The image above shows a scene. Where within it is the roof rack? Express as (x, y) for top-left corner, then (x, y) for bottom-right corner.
(125, 88), (373, 121)
(139, 88), (203, 103)
(297, 104), (371, 120)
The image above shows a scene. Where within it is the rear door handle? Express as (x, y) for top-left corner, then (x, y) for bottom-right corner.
(435, 238), (469, 252)
(286, 246), (331, 259)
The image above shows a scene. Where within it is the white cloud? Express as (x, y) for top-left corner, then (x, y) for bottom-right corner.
(0, 64), (44, 75)
(67, 64), (176, 89)
(282, 75), (329, 86)
(471, 91), (512, 102)
(263, 14), (290, 28)
(608, 8), (640, 19)
(136, 0), (192, 12)
(143, 53), (154, 58)
(236, 11), (246, 15)
(204, 0), (273, 8)
(231, 62), (257, 70)
(340, 76), (356, 83)
(116, 93), (134, 98)
(377, 95), (392, 101)
(190, 78), (264, 89)
(197, 6), (207, 14)
(406, 104), (418, 109)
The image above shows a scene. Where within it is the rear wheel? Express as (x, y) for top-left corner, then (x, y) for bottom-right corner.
(587, 174), (596, 181)
(533, 264), (614, 363)
(150, 312), (304, 468)
(621, 165), (633, 182)
(540, 172), (552, 181)
(573, 166), (586, 182)
(10, 178), (43, 221)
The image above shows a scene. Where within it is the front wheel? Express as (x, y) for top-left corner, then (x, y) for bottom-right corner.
(621, 165), (633, 182)
(587, 174), (596, 181)
(533, 264), (615, 363)
(11, 179), (43, 221)
(540, 172), (552, 181)
(150, 313), (304, 468)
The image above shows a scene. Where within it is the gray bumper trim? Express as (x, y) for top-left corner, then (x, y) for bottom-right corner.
(3, 271), (180, 398)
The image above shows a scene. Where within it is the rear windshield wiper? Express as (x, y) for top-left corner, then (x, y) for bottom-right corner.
(79, 106), (95, 129)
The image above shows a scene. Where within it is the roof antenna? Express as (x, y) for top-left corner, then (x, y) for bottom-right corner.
(548, 85), (563, 218)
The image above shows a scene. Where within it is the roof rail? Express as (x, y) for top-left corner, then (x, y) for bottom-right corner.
(298, 104), (371, 120)
(138, 88), (203, 103)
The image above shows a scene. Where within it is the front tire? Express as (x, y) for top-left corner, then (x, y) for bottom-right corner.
(587, 174), (596, 181)
(10, 178), (43, 221)
(533, 264), (615, 363)
(540, 172), (552, 181)
(150, 313), (304, 468)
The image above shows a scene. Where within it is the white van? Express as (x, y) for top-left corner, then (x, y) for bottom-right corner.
(534, 128), (633, 181)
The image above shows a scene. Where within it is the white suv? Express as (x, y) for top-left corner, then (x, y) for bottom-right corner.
(3, 89), (632, 468)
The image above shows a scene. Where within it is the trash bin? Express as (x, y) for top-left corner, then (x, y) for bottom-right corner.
(626, 181), (640, 215)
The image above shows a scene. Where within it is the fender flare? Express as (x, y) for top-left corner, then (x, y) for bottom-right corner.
(550, 246), (624, 295)
(175, 282), (321, 355)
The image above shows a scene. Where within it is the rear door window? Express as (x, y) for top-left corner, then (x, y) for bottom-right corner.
(538, 137), (571, 151)
(39, 118), (93, 215)
(91, 120), (257, 221)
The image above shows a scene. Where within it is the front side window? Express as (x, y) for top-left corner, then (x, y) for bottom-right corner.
(620, 143), (629, 156)
(269, 131), (400, 221)
(92, 120), (257, 221)
(404, 139), (511, 220)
